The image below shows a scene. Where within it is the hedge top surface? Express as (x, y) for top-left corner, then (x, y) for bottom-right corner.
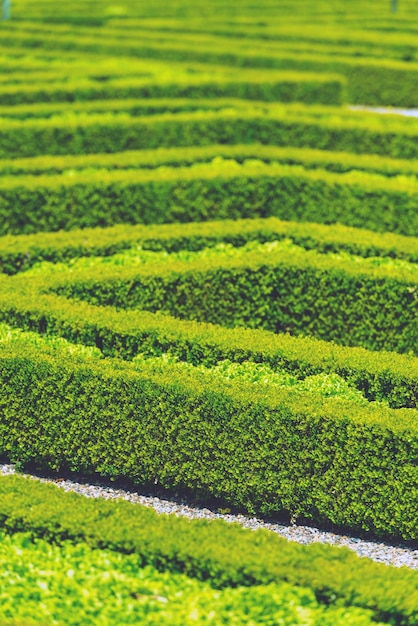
(0, 473), (417, 625)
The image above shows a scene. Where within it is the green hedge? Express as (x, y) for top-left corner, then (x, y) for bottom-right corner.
(0, 528), (386, 626)
(0, 59), (185, 87)
(103, 18), (418, 61)
(1, 162), (418, 236)
(44, 244), (417, 355)
(1, 475), (417, 625)
(0, 217), (416, 407)
(0, 345), (416, 542)
(0, 71), (345, 106)
(6, 0), (418, 24)
(101, 17), (418, 57)
(97, 35), (418, 107)
(1, 288), (416, 409)
(3, 142), (418, 179)
(1, 21), (418, 105)
(1, 217), (417, 275)
(0, 108), (417, 160)
(231, 21), (418, 59)
(0, 96), (250, 120)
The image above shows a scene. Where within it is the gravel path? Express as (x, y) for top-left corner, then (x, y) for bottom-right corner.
(349, 105), (418, 117)
(1, 463), (417, 570)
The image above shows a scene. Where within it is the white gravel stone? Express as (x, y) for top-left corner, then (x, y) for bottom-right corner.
(1, 463), (416, 570)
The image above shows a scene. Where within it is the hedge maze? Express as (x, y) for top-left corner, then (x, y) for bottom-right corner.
(0, 1), (417, 624)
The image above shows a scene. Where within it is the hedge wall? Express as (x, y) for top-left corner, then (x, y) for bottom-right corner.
(0, 96), (248, 120)
(0, 475), (417, 625)
(1, 217), (417, 275)
(1, 109), (418, 160)
(0, 290), (416, 409)
(2, 142), (418, 178)
(2, 22), (418, 105)
(44, 245), (417, 355)
(0, 72), (345, 106)
(0, 346), (416, 542)
(1, 163), (417, 236)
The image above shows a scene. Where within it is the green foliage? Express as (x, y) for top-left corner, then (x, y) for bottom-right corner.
(0, 530), (384, 626)
(132, 353), (382, 405)
(24, 239), (307, 274)
(130, 39), (418, 106)
(2, 142), (418, 179)
(23, 238), (418, 278)
(1, 217), (417, 276)
(0, 218), (416, 409)
(1, 105), (418, 160)
(0, 319), (374, 405)
(0, 344), (416, 540)
(0, 322), (102, 360)
(1, 160), (418, 236)
(0, 475), (417, 625)
(2, 15), (418, 106)
(1, 2), (418, 622)
(0, 71), (344, 107)
(0, 289), (417, 408)
(0, 97), (256, 121)
(46, 240), (417, 354)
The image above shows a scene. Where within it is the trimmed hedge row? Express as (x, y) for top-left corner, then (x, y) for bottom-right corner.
(0, 96), (251, 120)
(43, 245), (418, 355)
(0, 475), (417, 625)
(1, 217), (417, 275)
(0, 289), (416, 409)
(1, 528), (384, 626)
(5, 4), (418, 39)
(1, 22), (418, 105)
(4, 15), (416, 54)
(92, 33), (418, 107)
(0, 96), (414, 126)
(1, 162), (418, 236)
(233, 21), (418, 57)
(0, 345), (416, 542)
(103, 18), (418, 58)
(0, 71), (345, 106)
(1, 108), (417, 160)
(102, 14), (418, 44)
(2, 143), (418, 178)
(0, 218), (416, 407)
(0, 58), (193, 86)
